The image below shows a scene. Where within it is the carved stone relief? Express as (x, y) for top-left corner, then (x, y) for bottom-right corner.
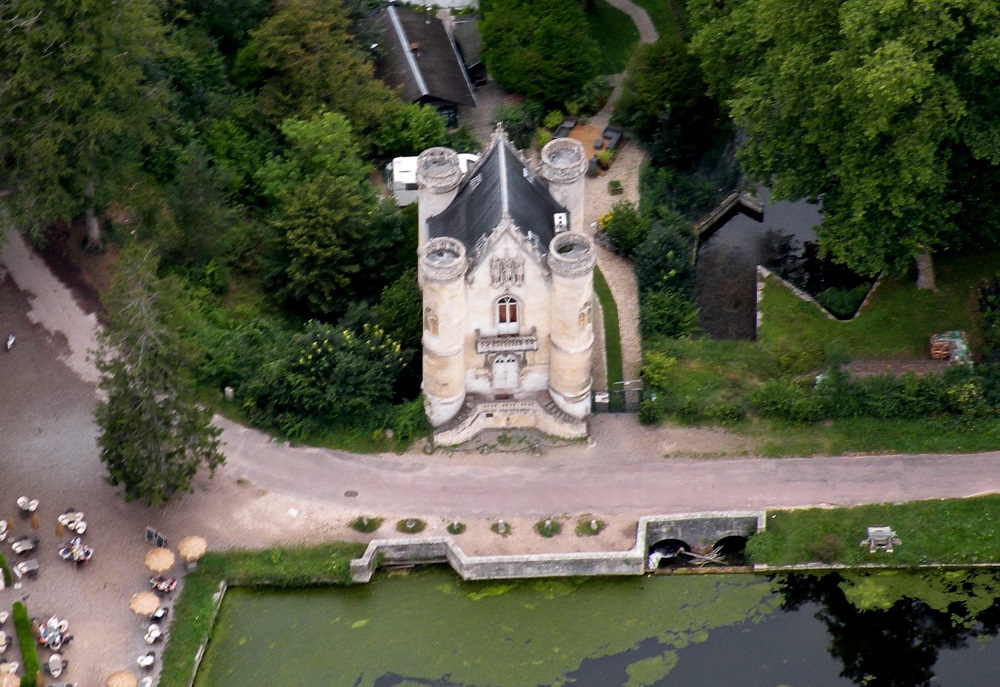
(578, 301), (592, 331)
(490, 253), (525, 288)
(423, 307), (438, 336)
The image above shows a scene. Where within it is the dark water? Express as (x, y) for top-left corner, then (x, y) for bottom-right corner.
(194, 568), (1000, 687)
(695, 189), (867, 339)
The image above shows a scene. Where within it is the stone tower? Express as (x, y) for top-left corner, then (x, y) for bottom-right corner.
(539, 138), (588, 235)
(418, 237), (468, 426)
(547, 232), (596, 418)
(416, 147), (463, 246)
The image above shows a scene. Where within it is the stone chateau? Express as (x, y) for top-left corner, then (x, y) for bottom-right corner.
(417, 127), (596, 445)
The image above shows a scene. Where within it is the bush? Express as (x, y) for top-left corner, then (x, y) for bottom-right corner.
(598, 200), (650, 257)
(535, 128), (553, 150)
(534, 518), (562, 537)
(543, 110), (564, 130)
(12, 601), (40, 683)
(389, 396), (430, 445)
(640, 288), (700, 339)
(767, 336), (825, 375)
(349, 516), (383, 533)
(0, 552), (10, 586)
(446, 521), (466, 535)
(492, 100), (543, 149)
(490, 520), (513, 537)
(750, 377), (823, 424)
(576, 518), (606, 536)
(633, 212), (695, 294)
(395, 518), (427, 534)
(816, 284), (869, 319)
(574, 75), (614, 116)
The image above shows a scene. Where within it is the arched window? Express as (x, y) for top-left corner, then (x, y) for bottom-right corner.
(496, 296), (519, 335)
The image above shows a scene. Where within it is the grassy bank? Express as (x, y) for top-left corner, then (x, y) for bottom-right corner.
(594, 267), (624, 409)
(748, 495), (1000, 567)
(158, 543), (365, 687)
(585, 0), (641, 74)
(757, 249), (1000, 358)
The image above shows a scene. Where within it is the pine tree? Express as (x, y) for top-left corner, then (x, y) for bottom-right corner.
(93, 247), (224, 507)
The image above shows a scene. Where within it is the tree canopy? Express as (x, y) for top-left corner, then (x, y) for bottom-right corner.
(689, 0), (1000, 279)
(236, 0), (397, 134)
(480, 0), (600, 105)
(0, 0), (169, 245)
(94, 247), (224, 507)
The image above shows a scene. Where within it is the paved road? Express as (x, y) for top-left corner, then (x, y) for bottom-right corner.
(221, 416), (1000, 518)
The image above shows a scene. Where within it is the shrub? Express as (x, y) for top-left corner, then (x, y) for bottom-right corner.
(492, 100), (542, 149)
(750, 377), (822, 424)
(575, 75), (614, 115)
(816, 284), (869, 319)
(638, 396), (669, 425)
(534, 519), (562, 537)
(633, 212), (695, 294)
(640, 288), (700, 339)
(535, 128), (553, 150)
(576, 518), (606, 536)
(395, 518), (427, 534)
(446, 521), (466, 535)
(598, 200), (650, 257)
(543, 110), (564, 130)
(389, 396), (430, 445)
(490, 520), (513, 537)
(767, 336), (825, 375)
(0, 552), (10, 586)
(349, 516), (383, 533)
(12, 601), (40, 683)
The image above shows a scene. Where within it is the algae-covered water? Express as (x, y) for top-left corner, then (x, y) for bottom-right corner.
(194, 567), (1000, 687)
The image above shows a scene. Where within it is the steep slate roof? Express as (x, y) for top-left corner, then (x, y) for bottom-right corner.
(428, 132), (567, 255)
(451, 17), (482, 67)
(373, 6), (477, 107)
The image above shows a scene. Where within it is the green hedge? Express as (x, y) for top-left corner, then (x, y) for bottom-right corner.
(12, 601), (40, 684)
(0, 552), (10, 587)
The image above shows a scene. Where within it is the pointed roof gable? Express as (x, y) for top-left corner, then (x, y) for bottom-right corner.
(374, 6), (477, 108)
(427, 129), (567, 256)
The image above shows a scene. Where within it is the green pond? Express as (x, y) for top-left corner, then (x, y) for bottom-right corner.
(194, 567), (1000, 686)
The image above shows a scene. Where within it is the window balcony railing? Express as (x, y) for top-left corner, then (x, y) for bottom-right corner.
(475, 327), (538, 354)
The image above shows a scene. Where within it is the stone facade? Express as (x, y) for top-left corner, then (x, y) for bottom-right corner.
(417, 129), (594, 444)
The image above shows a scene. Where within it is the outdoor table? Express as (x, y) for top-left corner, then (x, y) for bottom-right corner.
(13, 559), (39, 579)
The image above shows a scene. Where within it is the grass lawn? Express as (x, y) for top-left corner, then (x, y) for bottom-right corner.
(750, 416), (1000, 457)
(585, 0), (641, 74)
(594, 267), (624, 406)
(749, 495), (1000, 567)
(158, 543), (364, 687)
(757, 249), (1000, 358)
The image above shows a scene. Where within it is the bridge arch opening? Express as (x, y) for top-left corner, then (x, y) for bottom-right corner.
(647, 539), (691, 569)
(713, 535), (748, 564)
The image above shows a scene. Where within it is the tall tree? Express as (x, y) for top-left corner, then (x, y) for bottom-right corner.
(689, 0), (1000, 287)
(259, 111), (403, 317)
(235, 0), (396, 134)
(94, 247), (224, 507)
(480, 0), (600, 105)
(0, 0), (169, 247)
